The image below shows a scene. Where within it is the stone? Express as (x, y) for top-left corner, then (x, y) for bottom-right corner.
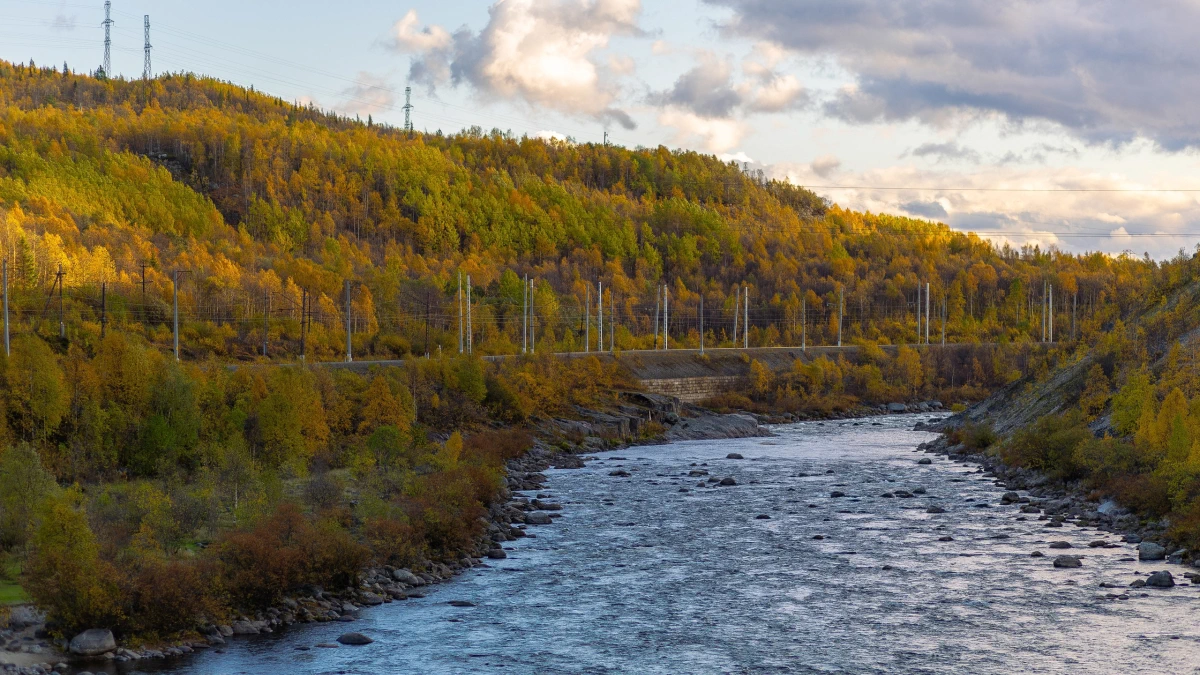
(608, 470), (631, 477)
(830, 491), (845, 498)
(1030, 551), (1045, 558)
(1053, 555), (1082, 568)
(938, 536), (954, 542)
(1129, 579), (1147, 588)
(1168, 549), (1187, 564)
(315, 643), (340, 648)
(360, 593), (385, 606)
(69, 629), (116, 657)
(755, 514), (771, 520)
(1087, 540), (1108, 548)
(917, 458), (932, 465)
(447, 600), (477, 607)
(719, 477), (738, 486)
(1048, 541), (1072, 549)
(1123, 534), (1143, 544)
(1146, 571), (1175, 588)
(486, 548), (507, 560)
(726, 453), (745, 460)
(926, 506), (946, 514)
(1000, 492), (1020, 504)
(888, 403), (908, 413)
(1138, 542), (1167, 561)
(337, 633), (374, 646)
(392, 569), (423, 586)
(525, 512), (553, 525)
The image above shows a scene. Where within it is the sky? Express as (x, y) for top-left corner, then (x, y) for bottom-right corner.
(6, 0), (1200, 258)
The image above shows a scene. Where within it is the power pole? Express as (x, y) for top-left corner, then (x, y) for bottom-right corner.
(458, 273), (464, 354)
(344, 280), (353, 363)
(522, 275), (528, 355)
(585, 284), (590, 353)
(653, 291), (660, 350)
(56, 265), (65, 339)
(466, 275), (473, 354)
(733, 288), (740, 347)
(530, 277), (536, 354)
(942, 295), (947, 346)
(172, 270), (184, 361)
(837, 286), (844, 347)
(1049, 284), (1054, 343)
(102, 1), (112, 79)
(610, 294), (614, 353)
(801, 295), (806, 351)
(915, 283), (920, 346)
(100, 282), (107, 339)
(262, 292), (270, 358)
(925, 282), (931, 344)
(403, 86), (413, 135)
(300, 288), (308, 363)
(663, 284), (669, 350)
(1072, 292), (1077, 342)
(139, 262), (147, 315)
(143, 15), (152, 81)
(598, 281), (604, 353)
(2, 260), (8, 357)
(743, 286), (749, 349)
(699, 294), (704, 355)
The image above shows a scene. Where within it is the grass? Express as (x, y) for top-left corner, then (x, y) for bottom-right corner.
(0, 555), (27, 606)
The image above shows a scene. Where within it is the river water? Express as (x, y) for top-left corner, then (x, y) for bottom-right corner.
(123, 415), (1200, 674)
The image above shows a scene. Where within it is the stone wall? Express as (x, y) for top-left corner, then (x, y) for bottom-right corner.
(637, 375), (749, 403)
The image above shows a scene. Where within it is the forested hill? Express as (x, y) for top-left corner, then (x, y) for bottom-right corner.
(0, 60), (1160, 361)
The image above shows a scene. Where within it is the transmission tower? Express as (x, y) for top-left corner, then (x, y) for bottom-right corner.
(102, 1), (113, 78)
(403, 86), (413, 134)
(143, 15), (152, 80)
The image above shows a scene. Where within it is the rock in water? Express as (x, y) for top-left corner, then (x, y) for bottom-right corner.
(1030, 551), (1045, 558)
(830, 491), (845, 498)
(1048, 541), (1072, 549)
(525, 512), (553, 525)
(448, 600), (477, 607)
(917, 458), (932, 465)
(726, 453), (744, 460)
(1138, 542), (1167, 561)
(719, 477), (738, 486)
(337, 632), (374, 646)
(1053, 555), (1082, 568)
(486, 548), (507, 559)
(926, 506), (946, 514)
(1146, 571), (1175, 588)
(70, 629), (116, 656)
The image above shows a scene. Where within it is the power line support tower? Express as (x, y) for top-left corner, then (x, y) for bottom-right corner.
(663, 285), (669, 351)
(102, 1), (113, 78)
(743, 286), (749, 349)
(143, 15), (152, 80)
(403, 87), (413, 136)
(458, 273), (464, 354)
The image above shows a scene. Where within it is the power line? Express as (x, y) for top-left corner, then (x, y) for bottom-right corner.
(804, 185), (1200, 193)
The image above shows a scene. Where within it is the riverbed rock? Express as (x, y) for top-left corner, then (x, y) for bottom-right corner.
(448, 600), (477, 607)
(1053, 555), (1082, 568)
(726, 453), (744, 460)
(1138, 542), (1167, 561)
(1146, 571), (1175, 588)
(1048, 541), (1072, 549)
(230, 621), (259, 636)
(525, 512), (553, 525)
(1000, 492), (1020, 504)
(719, 477), (738, 486)
(360, 592), (385, 606)
(69, 629), (116, 657)
(1030, 551), (1045, 557)
(830, 491), (845, 498)
(917, 458), (932, 465)
(608, 470), (632, 477)
(392, 569), (423, 586)
(665, 414), (765, 441)
(926, 506), (946, 514)
(486, 548), (507, 560)
(888, 403), (907, 413)
(755, 514), (771, 520)
(337, 633), (373, 646)
(1129, 579), (1146, 588)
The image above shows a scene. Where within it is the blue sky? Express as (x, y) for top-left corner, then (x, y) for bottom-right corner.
(6, 0), (1200, 258)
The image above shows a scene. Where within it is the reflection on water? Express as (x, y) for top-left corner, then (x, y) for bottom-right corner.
(117, 416), (1200, 674)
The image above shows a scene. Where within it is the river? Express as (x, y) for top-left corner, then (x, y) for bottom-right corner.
(114, 415), (1199, 674)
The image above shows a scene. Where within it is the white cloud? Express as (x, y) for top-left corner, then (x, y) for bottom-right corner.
(659, 110), (747, 152)
(810, 154), (841, 178)
(651, 40), (672, 55)
(389, 10), (452, 52)
(768, 162), (1200, 257)
(537, 130), (570, 142)
(719, 151), (756, 164)
(742, 73), (805, 113)
(395, 0), (641, 128)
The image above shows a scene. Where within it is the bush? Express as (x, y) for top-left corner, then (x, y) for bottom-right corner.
(121, 558), (223, 639)
(1000, 412), (1090, 483)
(948, 423), (996, 451)
(365, 517), (424, 568)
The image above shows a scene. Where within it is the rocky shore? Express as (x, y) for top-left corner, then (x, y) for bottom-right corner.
(1, 392), (771, 675)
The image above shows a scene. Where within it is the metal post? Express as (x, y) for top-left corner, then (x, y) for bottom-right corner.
(458, 273), (464, 354)
(733, 288), (740, 347)
(1050, 283), (1054, 343)
(262, 293), (270, 358)
(585, 285), (590, 353)
(926, 282), (931, 344)
(598, 281), (603, 353)
(301, 288), (307, 363)
(466, 275), (473, 354)
(915, 283), (920, 346)
(801, 295), (806, 352)
(100, 282), (107, 339)
(664, 285), (669, 350)
(2, 260), (9, 357)
(699, 294), (704, 354)
(942, 295), (947, 346)
(173, 270), (180, 361)
(530, 277), (536, 354)
(1072, 292), (1077, 342)
(57, 264), (64, 339)
(610, 294), (614, 353)
(837, 286), (843, 347)
(653, 292), (660, 350)
(743, 286), (749, 349)
(345, 279), (352, 363)
(522, 274), (528, 354)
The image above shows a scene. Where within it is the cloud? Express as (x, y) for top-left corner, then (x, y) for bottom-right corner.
(767, 162), (1200, 257)
(719, 151), (756, 164)
(707, 0), (1200, 149)
(49, 14), (76, 31)
(743, 73), (805, 113)
(659, 110), (747, 152)
(908, 142), (983, 164)
(655, 53), (741, 117)
(392, 0), (641, 129)
(810, 154), (841, 178)
(336, 73), (395, 117)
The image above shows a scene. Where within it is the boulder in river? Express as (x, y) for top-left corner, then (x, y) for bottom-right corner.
(393, 569), (423, 586)
(1030, 551), (1045, 558)
(888, 403), (908, 413)
(337, 633), (374, 646)
(1138, 542), (1167, 561)
(726, 453), (745, 460)
(486, 548), (507, 559)
(755, 514), (771, 520)
(917, 458), (932, 465)
(926, 506), (946, 514)
(69, 629), (116, 656)
(719, 477), (738, 486)
(1048, 541), (1072, 549)
(1146, 571), (1175, 588)
(1053, 555), (1082, 568)
(525, 512), (553, 525)
(448, 600), (477, 607)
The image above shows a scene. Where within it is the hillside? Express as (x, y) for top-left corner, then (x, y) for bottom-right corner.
(0, 60), (1155, 363)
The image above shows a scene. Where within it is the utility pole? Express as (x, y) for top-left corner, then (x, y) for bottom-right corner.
(699, 294), (704, 355)
(530, 277), (536, 354)
(837, 286), (844, 347)
(915, 283), (920, 346)
(653, 291), (660, 350)
(743, 286), (749, 349)
(466, 275), (473, 354)
(140, 262), (147, 315)
(344, 280), (352, 363)
(143, 15), (152, 81)
(458, 273), (464, 354)
(942, 295), (947, 346)
(801, 296), (806, 351)
(1041, 280), (1047, 343)
(262, 293), (270, 358)
(56, 265), (65, 339)
(663, 284), (669, 350)
(598, 281), (604, 352)
(522, 275), (528, 354)
(610, 294), (615, 353)
(1072, 292), (1077, 342)
(300, 288), (308, 363)
(926, 282), (931, 344)
(733, 288), (740, 347)
(102, 1), (112, 79)
(172, 270), (184, 361)
(585, 284), (590, 353)
(403, 86), (413, 135)
(100, 282), (107, 338)
(1049, 284), (1054, 343)
(2, 260), (8, 357)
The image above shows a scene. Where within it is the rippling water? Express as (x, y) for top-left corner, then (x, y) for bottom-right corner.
(120, 416), (1200, 674)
